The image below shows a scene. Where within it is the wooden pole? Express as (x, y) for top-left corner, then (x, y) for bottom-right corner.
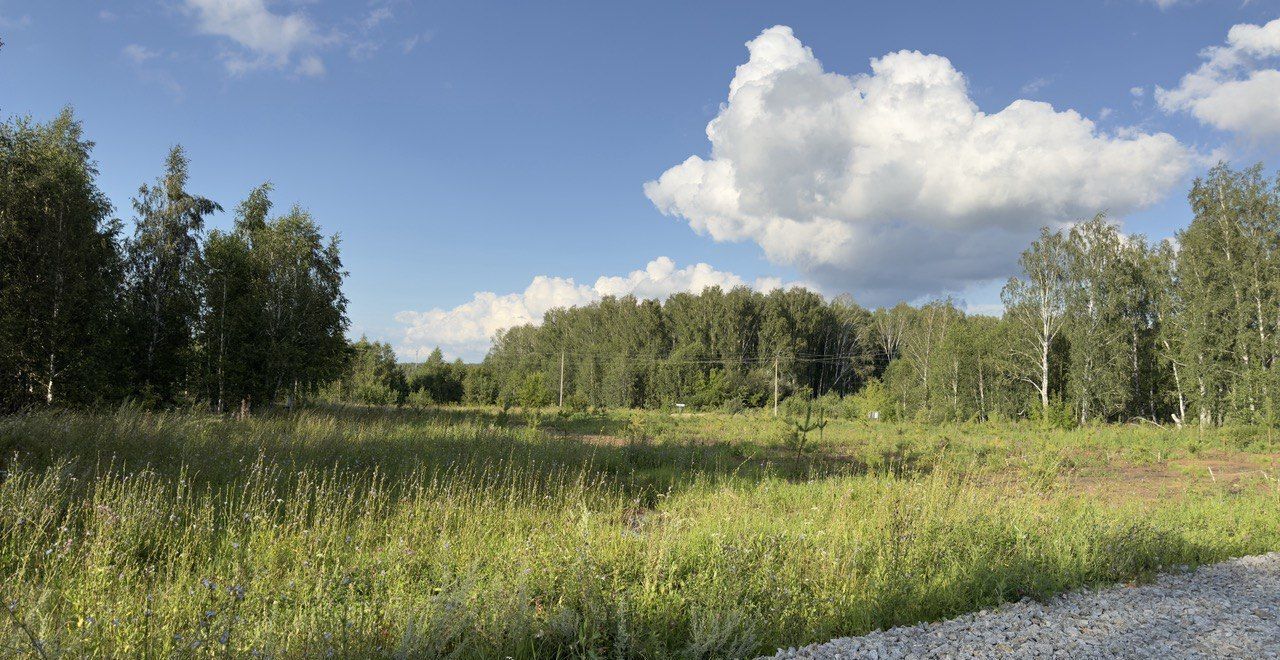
(773, 354), (779, 417)
(558, 349), (565, 408)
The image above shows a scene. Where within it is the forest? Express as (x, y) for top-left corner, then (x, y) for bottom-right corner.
(5, 107), (1280, 429)
(354, 163), (1280, 430)
(0, 109), (348, 413)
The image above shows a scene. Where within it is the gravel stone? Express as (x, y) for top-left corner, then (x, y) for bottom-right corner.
(765, 553), (1280, 659)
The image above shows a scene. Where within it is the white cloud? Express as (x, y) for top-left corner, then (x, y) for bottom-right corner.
(402, 32), (432, 54)
(645, 26), (1191, 303)
(181, 0), (332, 77)
(1020, 76), (1052, 95)
(362, 7), (393, 32)
(0, 11), (31, 28)
(394, 257), (786, 360)
(1157, 18), (1280, 138)
(1130, 86), (1146, 98)
(121, 44), (183, 97)
(122, 44), (160, 64)
(295, 55), (325, 77)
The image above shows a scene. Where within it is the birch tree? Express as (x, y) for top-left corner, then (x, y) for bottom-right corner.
(0, 109), (121, 409)
(1002, 227), (1069, 416)
(124, 146), (220, 403)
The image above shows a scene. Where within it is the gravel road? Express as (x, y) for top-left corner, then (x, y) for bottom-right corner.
(765, 553), (1280, 659)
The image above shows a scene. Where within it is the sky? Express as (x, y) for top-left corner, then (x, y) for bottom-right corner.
(2, 1), (1279, 361)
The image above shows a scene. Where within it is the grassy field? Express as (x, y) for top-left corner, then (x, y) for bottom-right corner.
(1, 406), (1278, 658)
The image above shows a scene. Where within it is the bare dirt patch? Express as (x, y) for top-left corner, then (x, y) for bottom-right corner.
(1067, 452), (1279, 501)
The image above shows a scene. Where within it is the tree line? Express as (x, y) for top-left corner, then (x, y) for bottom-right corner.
(0, 109), (349, 413)
(395, 163), (1273, 428)
(5, 107), (1278, 428)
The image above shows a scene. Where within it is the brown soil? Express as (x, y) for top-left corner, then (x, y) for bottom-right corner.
(1066, 453), (1278, 501)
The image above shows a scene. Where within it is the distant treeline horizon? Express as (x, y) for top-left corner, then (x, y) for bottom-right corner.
(356, 165), (1280, 429)
(5, 108), (1279, 428)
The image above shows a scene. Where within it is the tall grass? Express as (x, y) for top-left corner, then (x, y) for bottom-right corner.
(1, 407), (1277, 657)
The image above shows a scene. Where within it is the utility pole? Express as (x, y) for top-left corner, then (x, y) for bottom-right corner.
(773, 354), (779, 417)
(558, 349), (565, 408)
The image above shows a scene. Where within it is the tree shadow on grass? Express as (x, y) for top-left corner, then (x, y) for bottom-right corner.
(0, 405), (938, 501)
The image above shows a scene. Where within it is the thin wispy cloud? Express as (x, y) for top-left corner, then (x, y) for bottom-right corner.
(120, 43), (184, 99)
(0, 11), (31, 29)
(362, 7), (393, 32)
(122, 44), (160, 64)
(181, 0), (335, 77)
(1020, 76), (1052, 95)
(347, 3), (407, 61)
(401, 31), (433, 54)
(166, 0), (428, 78)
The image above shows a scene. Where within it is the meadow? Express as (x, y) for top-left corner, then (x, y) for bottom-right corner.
(1, 406), (1278, 658)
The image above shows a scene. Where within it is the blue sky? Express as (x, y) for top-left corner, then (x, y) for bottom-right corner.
(2, 1), (1279, 360)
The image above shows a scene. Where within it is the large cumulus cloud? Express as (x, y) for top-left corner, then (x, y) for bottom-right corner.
(645, 26), (1191, 302)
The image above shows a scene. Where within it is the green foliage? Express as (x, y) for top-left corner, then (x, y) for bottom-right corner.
(783, 399), (827, 454)
(853, 378), (891, 421)
(1001, 226), (1070, 419)
(517, 371), (551, 409)
(483, 286), (880, 411)
(1175, 164), (1280, 427)
(249, 205), (350, 404)
(463, 364), (499, 404)
(563, 392), (589, 414)
(0, 109), (122, 410)
(1062, 214), (1151, 423)
(5, 106), (1280, 439)
(624, 411), (652, 447)
(320, 337), (405, 406)
(405, 388), (434, 409)
(124, 145), (222, 404)
(405, 348), (466, 405)
(1037, 396), (1079, 430)
(1, 108), (351, 414)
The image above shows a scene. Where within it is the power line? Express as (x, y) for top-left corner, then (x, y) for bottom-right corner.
(484, 350), (890, 366)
